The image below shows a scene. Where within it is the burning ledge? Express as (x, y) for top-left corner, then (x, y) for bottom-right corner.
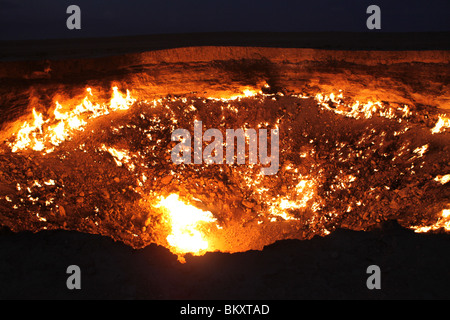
(0, 45), (449, 262)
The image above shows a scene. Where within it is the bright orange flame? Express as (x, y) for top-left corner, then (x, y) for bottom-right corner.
(242, 88), (258, 97)
(7, 85), (263, 154)
(314, 92), (408, 120)
(100, 144), (132, 167)
(156, 194), (217, 262)
(11, 108), (47, 152)
(435, 174), (450, 185)
(8, 87), (136, 153)
(267, 179), (316, 221)
(412, 208), (450, 233)
(208, 87), (261, 102)
(431, 115), (450, 134)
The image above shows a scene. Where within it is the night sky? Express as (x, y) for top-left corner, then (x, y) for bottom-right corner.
(0, 0), (449, 40)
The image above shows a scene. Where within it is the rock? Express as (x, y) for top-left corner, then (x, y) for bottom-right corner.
(389, 199), (400, 210)
(242, 200), (255, 208)
(398, 187), (409, 198)
(58, 205), (66, 217)
(161, 175), (173, 185)
(49, 171), (57, 179)
(114, 177), (120, 183)
(101, 189), (110, 199)
(76, 197), (84, 204)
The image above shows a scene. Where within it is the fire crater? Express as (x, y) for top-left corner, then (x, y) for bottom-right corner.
(0, 47), (449, 263)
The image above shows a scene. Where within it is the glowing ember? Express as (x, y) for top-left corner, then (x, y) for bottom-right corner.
(156, 194), (218, 262)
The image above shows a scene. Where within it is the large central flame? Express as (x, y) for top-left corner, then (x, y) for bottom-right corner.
(156, 194), (218, 262)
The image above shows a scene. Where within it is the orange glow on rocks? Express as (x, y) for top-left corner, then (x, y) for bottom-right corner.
(1, 63), (449, 263)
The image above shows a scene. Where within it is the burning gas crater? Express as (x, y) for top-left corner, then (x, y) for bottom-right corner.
(0, 85), (449, 262)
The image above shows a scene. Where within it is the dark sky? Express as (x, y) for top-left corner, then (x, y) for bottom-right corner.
(0, 0), (449, 40)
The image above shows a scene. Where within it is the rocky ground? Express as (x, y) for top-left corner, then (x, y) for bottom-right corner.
(0, 92), (448, 257)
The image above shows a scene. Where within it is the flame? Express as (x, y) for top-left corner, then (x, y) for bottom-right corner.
(242, 88), (258, 97)
(435, 174), (450, 185)
(267, 179), (316, 221)
(8, 87), (136, 153)
(110, 86), (136, 111)
(412, 208), (450, 233)
(11, 108), (47, 152)
(156, 194), (217, 262)
(314, 92), (409, 120)
(413, 144), (429, 158)
(100, 144), (132, 167)
(431, 115), (450, 134)
(208, 87), (261, 102)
